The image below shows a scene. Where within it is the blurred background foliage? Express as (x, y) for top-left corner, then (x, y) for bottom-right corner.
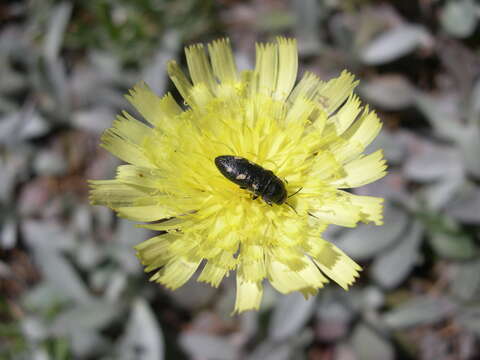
(1, 0), (480, 359)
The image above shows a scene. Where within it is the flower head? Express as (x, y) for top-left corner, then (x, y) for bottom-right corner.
(89, 38), (387, 313)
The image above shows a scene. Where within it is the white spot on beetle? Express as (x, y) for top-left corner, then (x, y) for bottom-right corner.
(226, 166), (233, 173)
(252, 183), (259, 190)
(234, 156), (242, 160)
(236, 174), (247, 180)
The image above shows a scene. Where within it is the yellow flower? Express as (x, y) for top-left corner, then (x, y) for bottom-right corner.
(89, 37), (386, 313)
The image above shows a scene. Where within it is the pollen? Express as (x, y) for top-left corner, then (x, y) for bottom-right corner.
(89, 37), (387, 314)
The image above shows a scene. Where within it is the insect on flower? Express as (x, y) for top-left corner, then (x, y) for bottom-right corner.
(89, 37), (387, 314)
(214, 155), (287, 205)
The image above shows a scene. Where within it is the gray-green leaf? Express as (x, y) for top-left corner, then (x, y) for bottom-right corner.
(351, 324), (394, 360)
(268, 292), (317, 341)
(117, 299), (164, 360)
(428, 232), (476, 260)
(360, 25), (430, 65)
(440, 0), (478, 38)
(335, 204), (408, 260)
(180, 333), (238, 360)
(370, 221), (423, 289)
(383, 297), (457, 329)
(360, 75), (415, 110)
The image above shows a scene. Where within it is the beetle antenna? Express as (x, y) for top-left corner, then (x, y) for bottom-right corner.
(285, 202), (298, 215)
(287, 187), (303, 198)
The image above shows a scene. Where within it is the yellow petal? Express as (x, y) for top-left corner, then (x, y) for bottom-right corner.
(273, 37), (298, 100)
(198, 250), (237, 288)
(309, 197), (361, 227)
(288, 71), (322, 103)
(307, 151), (344, 183)
(190, 83), (214, 108)
(135, 234), (177, 271)
(317, 70), (359, 115)
(329, 94), (362, 135)
(207, 38), (238, 84)
(100, 113), (153, 167)
(269, 246), (306, 270)
(332, 150), (387, 188)
(89, 180), (155, 208)
(125, 83), (182, 127)
(154, 257), (201, 290)
(234, 277), (263, 313)
(138, 217), (190, 232)
(343, 106), (382, 150)
(313, 242), (361, 289)
(253, 42), (278, 96)
(198, 262), (228, 287)
(285, 97), (317, 126)
(167, 60), (193, 104)
(346, 193), (384, 225)
(116, 165), (163, 189)
(268, 257), (327, 294)
(238, 245), (266, 282)
(117, 205), (176, 222)
(185, 43), (216, 91)
(328, 137), (365, 164)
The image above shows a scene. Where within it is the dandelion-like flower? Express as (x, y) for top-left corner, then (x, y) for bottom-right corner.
(90, 38), (387, 313)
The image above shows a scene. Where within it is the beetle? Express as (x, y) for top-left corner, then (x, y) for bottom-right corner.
(214, 155), (287, 205)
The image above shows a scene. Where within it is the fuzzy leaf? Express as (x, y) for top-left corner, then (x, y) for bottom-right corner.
(361, 25), (429, 65)
(370, 221), (423, 289)
(383, 297), (457, 329)
(268, 292), (317, 341)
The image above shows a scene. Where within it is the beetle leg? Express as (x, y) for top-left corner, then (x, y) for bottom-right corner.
(252, 195), (259, 200)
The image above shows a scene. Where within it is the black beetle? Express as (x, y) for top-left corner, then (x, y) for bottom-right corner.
(214, 155), (287, 205)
